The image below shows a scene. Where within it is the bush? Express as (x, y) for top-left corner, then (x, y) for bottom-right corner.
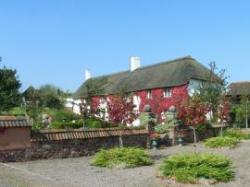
(85, 117), (117, 129)
(205, 136), (239, 148)
(50, 120), (83, 129)
(7, 107), (26, 116)
(91, 147), (153, 168)
(154, 124), (170, 134)
(85, 118), (103, 128)
(224, 128), (250, 140)
(159, 153), (234, 183)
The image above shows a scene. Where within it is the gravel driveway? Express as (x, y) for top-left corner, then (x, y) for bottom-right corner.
(1, 141), (250, 187)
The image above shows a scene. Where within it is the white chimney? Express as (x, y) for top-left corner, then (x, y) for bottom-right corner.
(85, 69), (91, 81)
(130, 56), (141, 71)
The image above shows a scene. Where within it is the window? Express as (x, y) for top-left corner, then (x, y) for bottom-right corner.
(99, 97), (106, 104)
(163, 88), (172, 98)
(146, 90), (152, 99)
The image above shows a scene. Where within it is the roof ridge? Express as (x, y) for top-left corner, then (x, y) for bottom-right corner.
(134, 55), (194, 72)
(230, 81), (250, 84)
(87, 70), (129, 81)
(89, 55), (194, 79)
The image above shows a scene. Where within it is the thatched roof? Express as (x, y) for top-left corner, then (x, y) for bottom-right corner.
(74, 56), (212, 98)
(228, 82), (250, 96)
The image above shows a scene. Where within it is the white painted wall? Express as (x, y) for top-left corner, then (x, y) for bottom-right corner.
(133, 95), (141, 114)
(188, 79), (203, 96)
(98, 97), (109, 120)
(64, 98), (81, 114)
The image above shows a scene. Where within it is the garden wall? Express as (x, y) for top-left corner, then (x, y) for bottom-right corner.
(0, 128), (149, 162)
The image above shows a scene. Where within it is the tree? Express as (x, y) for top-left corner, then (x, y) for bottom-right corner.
(39, 84), (65, 109)
(174, 95), (209, 147)
(0, 66), (21, 112)
(198, 62), (228, 121)
(232, 95), (250, 128)
(23, 86), (41, 120)
(175, 95), (209, 128)
(107, 95), (137, 125)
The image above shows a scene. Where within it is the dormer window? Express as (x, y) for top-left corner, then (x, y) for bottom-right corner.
(146, 90), (152, 99)
(163, 88), (172, 98)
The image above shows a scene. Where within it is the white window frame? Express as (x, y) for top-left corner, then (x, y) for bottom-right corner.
(163, 88), (172, 98)
(146, 90), (152, 99)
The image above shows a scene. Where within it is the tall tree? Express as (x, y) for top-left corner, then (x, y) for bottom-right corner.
(0, 66), (21, 112)
(197, 61), (228, 121)
(39, 84), (65, 109)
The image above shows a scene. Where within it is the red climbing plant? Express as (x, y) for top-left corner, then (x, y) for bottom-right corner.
(107, 95), (137, 124)
(91, 96), (100, 114)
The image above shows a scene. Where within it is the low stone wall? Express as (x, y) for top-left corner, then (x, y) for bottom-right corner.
(0, 128), (149, 162)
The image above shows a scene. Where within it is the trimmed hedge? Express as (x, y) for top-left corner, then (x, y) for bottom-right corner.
(91, 147), (153, 168)
(159, 153), (234, 183)
(205, 136), (239, 148)
(224, 128), (250, 140)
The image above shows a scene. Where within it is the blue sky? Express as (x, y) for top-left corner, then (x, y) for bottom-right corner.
(0, 0), (249, 92)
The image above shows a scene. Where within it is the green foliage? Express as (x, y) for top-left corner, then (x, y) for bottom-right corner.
(138, 112), (150, 126)
(196, 62), (228, 121)
(195, 123), (211, 136)
(224, 128), (250, 140)
(85, 118), (102, 128)
(231, 96), (250, 127)
(154, 123), (174, 134)
(24, 84), (69, 111)
(0, 66), (21, 112)
(154, 124), (170, 134)
(159, 153), (234, 183)
(50, 120), (83, 129)
(91, 147), (153, 168)
(6, 107), (26, 116)
(32, 123), (44, 130)
(205, 136), (239, 148)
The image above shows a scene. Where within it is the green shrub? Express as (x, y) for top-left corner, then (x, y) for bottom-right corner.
(154, 123), (170, 134)
(7, 107), (26, 116)
(205, 136), (239, 148)
(224, 128), (250, 140)
(85, 117), (117, 129)
(91, 147), (153, 168)
(50, 120), (83, 129)
(85, 118), (102, 128)
(32, 123), (44, 130)
(159, 153), (234, 183)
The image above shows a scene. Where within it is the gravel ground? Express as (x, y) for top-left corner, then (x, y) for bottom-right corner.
(1, 141), (250, 187)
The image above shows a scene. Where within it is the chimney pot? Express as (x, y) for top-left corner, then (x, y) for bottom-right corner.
(130, 56), (141, 71)
(85, 69), (91, 81)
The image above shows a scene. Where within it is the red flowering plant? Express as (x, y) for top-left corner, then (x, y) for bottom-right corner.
(174, 95), (209, 128)
(218, 95), (231, 124)
(107, 95), (137, 125)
